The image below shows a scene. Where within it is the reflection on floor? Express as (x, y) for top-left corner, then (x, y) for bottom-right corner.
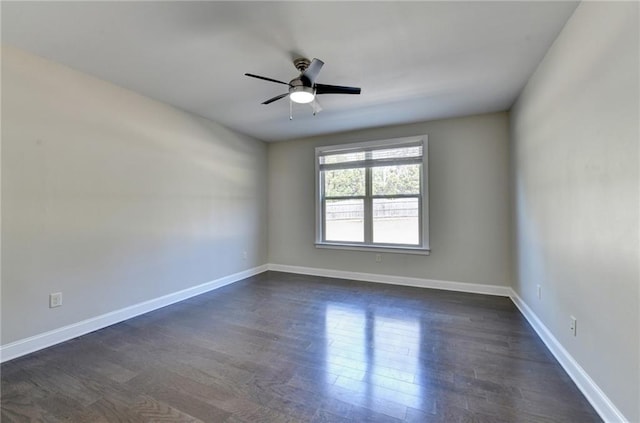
(0, 271), (601, 422)
(326, 304), (423, 415)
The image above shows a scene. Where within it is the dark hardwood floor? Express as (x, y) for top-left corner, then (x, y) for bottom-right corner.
(1, 271), (601, 422)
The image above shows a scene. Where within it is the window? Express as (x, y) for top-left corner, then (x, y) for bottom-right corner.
(315, 135), (429, 254)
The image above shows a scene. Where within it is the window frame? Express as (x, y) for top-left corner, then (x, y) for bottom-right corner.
(315, 135), (430, 255)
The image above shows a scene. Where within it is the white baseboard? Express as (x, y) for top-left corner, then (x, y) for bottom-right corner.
(510, 291), (628, 423)
(0, 264), (268, 363)
(267, 263), (511, 297)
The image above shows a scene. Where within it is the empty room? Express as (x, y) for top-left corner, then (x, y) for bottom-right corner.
(1, 1), (638, 422)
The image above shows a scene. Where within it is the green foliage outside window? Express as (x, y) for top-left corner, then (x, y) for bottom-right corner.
(324, 164), (420, 197)
(324, 168), (365, 197)
(373, 164), (420, 196)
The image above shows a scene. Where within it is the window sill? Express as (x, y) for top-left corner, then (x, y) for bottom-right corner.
(315, 242), (430, 255)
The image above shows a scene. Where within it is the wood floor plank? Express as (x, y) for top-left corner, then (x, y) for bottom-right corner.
(1, 271), (601, 422)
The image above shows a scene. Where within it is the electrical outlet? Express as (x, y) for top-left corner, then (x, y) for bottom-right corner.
(537, 285), (541, 299)
(375, 254), (382, 263)
(243, 251), (247, 260)
(49, 292), (63, 308)
(569, 316), (577, 336)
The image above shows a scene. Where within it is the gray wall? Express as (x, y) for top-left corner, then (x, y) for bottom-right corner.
(1, 46), (268, 345)
(510, 2), (639, 421)
(269, 113), (512, 287)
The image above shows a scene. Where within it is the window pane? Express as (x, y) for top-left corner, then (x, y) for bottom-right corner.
(373, 198), (419, 245)
(372, 164), (420, 196)
(325, 199), (364, 242)
(324, 168), (365, 197)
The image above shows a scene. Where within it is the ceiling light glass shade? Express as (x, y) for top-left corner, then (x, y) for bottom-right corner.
(289, 86), (315, 104)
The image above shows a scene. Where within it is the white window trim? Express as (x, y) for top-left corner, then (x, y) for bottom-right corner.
(315, 135), (430, 255)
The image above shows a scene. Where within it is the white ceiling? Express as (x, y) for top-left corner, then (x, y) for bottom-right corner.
(1, 1), (578, 142)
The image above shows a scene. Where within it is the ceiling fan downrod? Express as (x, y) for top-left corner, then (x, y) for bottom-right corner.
(293, 57), (311, 73)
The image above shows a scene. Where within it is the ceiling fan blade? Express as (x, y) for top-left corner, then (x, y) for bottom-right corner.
(301, 58), (324, 84)
(262, 93), (289, 105)
(315, 83), (361, 95)
(245, 73), (291, 86)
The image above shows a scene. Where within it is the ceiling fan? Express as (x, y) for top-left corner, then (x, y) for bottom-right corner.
(245, 57), (361, 116)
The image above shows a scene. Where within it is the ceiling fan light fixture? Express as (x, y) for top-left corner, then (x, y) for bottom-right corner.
(289, 85), (315, 104)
